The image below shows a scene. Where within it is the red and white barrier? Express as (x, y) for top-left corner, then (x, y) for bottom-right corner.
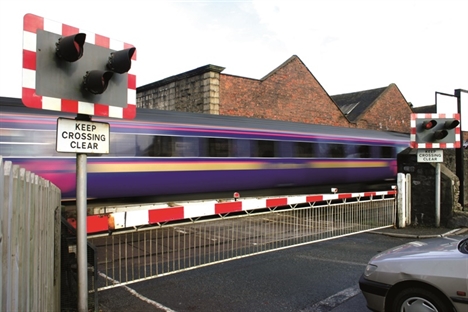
(67, 190), (397, 234)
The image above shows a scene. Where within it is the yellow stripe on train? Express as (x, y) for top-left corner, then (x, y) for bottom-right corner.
(87, 160), (390, 173)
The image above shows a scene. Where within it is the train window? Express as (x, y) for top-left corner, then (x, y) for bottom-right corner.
(207, 138), (231, 157)
(141, 136), (199, 157)
(294, 142), (317, 158)
(379, 146), (394, 158)
(174, 137), (199, 157)
(141, 135), (174, 157)
(252, 140), (276, 157)
(328, 143), (346, 158)
(315, 143), (328, 157)
(279, 141), (293, 157)
(110, 133), (138, 156)
(134, 135), (152, 156)
(232, 139), (251, 157)
(357, 145), (371, 158)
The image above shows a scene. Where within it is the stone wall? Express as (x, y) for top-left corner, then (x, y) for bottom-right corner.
(137, 65), (224, 114)
(398, 147), (468, 228)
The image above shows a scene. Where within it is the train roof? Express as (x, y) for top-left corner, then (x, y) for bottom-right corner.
(0, 96), (409, 141)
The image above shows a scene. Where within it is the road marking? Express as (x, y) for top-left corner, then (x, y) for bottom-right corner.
(297, 255), (367, 267)
(301, 285), (361, 312)
(297, 255), (365, 311)
(99, 272), (177, 312)
(98, 255), (366, 311)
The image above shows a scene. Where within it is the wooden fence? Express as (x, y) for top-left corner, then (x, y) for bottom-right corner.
(1, 157), (62, 312)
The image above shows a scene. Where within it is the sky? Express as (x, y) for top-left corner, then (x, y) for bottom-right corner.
(0, 0), (467, 111)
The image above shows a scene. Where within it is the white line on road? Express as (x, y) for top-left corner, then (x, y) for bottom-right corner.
(297, 255), (366, 311)
(99, 272), (177, 312)
(301, 285), (361, 312)
(297, 255), (367, 267)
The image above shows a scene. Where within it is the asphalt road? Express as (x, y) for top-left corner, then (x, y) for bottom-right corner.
(97, 232), (419, 312)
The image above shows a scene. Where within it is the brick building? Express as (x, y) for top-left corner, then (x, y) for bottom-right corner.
(332, 84), (413, 133)
(137, 55), (412, 134)
(218, 56), (347, 127)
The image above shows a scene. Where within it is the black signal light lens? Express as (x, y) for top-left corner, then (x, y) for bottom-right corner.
(444, 120), (460, 130)
(107, 47), (136, 74)
(56, 33), (86, 62)
(433, 130), (449, 141)
(83, 70), (114, 94)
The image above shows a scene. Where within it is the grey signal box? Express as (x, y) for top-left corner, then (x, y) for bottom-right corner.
(36, 29), (128, 108)
(410, 113), (461, 148)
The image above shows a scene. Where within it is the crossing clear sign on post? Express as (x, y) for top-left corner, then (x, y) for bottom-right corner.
(22, 13), (137, 311)
(417, 149), (443, 163)
(56, 118), (110, 154)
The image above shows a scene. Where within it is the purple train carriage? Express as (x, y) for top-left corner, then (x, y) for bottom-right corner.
(0, 97), (409, 201)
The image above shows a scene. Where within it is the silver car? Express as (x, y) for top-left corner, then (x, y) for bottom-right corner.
(359, 235), (468, 312)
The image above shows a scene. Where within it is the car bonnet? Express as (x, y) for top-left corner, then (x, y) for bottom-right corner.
(369, 236), (467, 263)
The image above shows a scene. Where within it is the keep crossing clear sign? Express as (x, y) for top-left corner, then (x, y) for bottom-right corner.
(56, 118), (110, 154)
(417, 149), (443, 163)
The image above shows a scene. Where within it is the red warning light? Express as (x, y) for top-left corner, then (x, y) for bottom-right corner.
(422, 120), (437, 130)
(55, 33), (86, 62)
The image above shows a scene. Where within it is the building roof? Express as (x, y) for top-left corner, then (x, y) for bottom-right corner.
(137, 64), (225, 92)
(331, 86), (388, 122)
(411, 104), (436, 113)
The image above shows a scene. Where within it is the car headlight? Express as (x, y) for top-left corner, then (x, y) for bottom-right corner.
(364, 264), (378, 277)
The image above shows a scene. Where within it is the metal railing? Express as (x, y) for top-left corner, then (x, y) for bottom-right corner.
(89, 193), (396, 291)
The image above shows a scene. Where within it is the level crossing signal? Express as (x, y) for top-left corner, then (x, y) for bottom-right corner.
(410, 113), (461, 148)
(22, 13), (137, 119)
(48, 31), (136, 96)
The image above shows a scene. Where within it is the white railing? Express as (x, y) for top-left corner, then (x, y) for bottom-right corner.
(1, 157), (62, 312)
